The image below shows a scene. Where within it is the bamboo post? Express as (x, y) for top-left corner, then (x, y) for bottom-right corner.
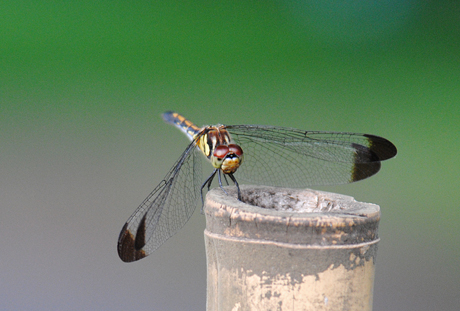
(204, 185), (380, 311)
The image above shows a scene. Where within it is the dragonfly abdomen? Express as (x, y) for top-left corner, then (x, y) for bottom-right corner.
(162, 111), (201, 140)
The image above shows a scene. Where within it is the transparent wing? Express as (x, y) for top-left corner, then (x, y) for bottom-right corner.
(117, 140), (202, 262)
(226, 125), (397, 187)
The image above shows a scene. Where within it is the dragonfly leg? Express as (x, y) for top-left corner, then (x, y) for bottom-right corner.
(227, 173), (242, 201)
(207, 175), (215, 192)
(223, 173), (229, 186)
(217, 170), (229, 196)
(201, 169), (217, 212)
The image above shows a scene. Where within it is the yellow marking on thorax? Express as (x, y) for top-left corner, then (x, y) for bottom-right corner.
(196, 133), (211, 157)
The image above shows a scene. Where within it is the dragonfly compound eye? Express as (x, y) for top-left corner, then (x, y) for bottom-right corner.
(228, 144), (243, 157)
(213, 145), (229, 160)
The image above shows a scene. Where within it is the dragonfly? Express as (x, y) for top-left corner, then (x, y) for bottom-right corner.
(118, 111), (397, 262)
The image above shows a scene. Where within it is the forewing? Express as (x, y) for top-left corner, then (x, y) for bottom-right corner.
(226, 125), (397, 188)
(117, 140), (202, 262)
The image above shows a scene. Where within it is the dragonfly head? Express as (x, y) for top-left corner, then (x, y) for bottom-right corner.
(212, 144), (244, 174)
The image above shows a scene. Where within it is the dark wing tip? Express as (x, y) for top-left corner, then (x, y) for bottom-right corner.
(363, 134), (397, 161)
(117, 216), (148, 263)
(351, 161), (382, 182)
(350, 134), (397, 182)
(351, 143), (381, 182)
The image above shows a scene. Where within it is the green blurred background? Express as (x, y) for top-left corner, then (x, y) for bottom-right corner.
(1, 1), (459, 310)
